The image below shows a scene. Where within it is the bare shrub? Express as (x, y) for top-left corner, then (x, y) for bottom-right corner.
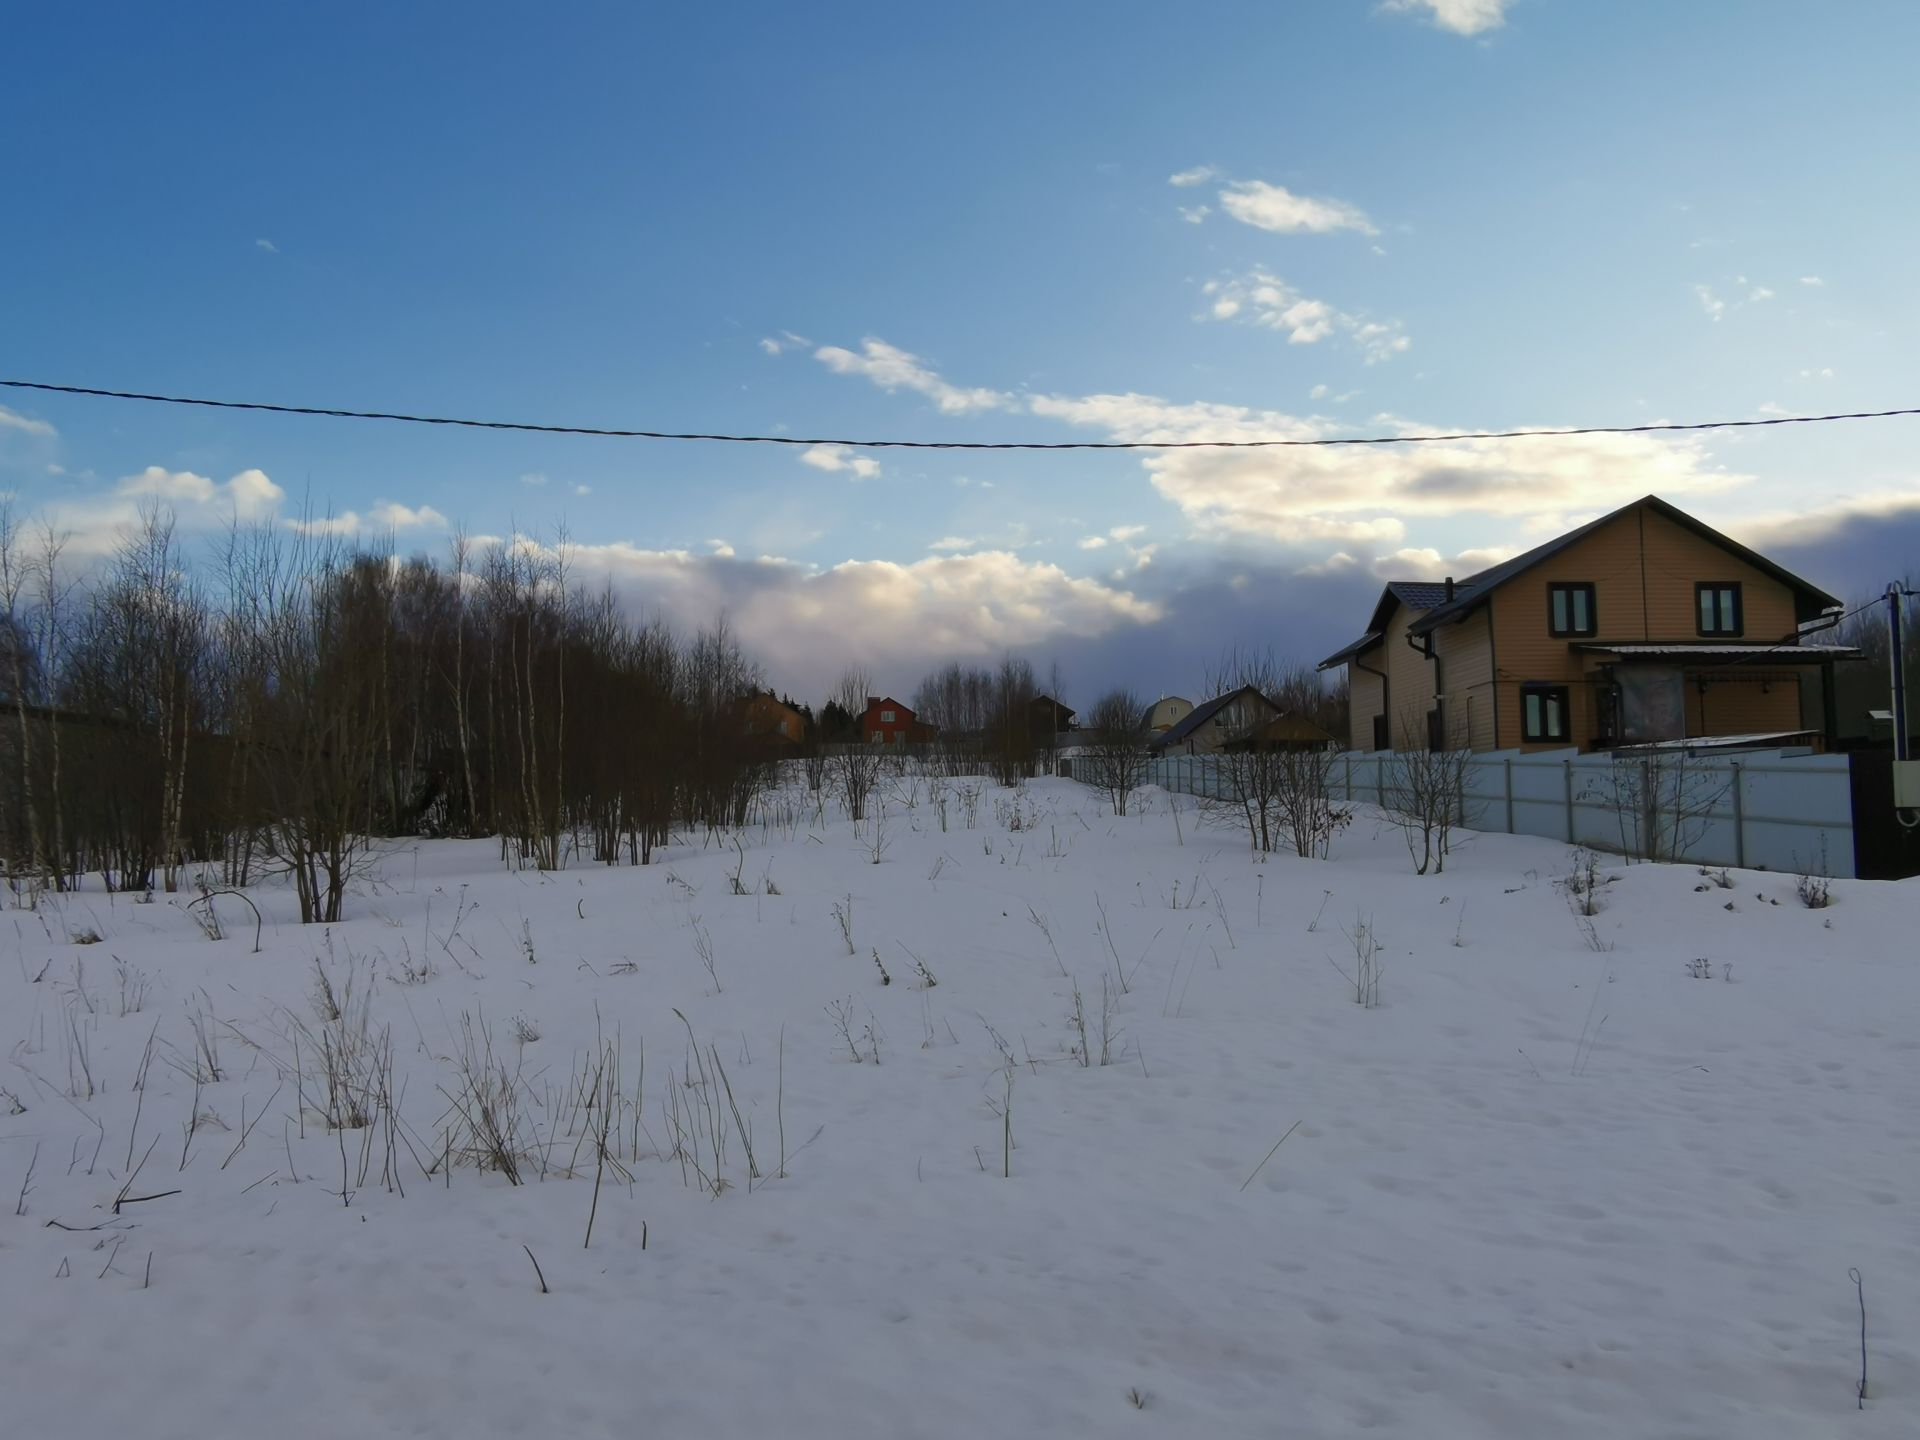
(1558, 846), (1608, 916)
(1328, 915), (1382, 1007)
(1589, 746), (1732, 865)
(1796, 835), (1834, 908)
(1382, 716), (1477, 874)
(1082, 688), (1148, 817)
(440, 1012), (531, 1183)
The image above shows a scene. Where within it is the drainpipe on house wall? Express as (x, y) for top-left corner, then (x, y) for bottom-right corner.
(1355, 656), (1390, 750)
(1405, 598), (1444, 750)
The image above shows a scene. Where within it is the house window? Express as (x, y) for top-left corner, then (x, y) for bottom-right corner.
(1548, 582), (1597, 638)
(880, 709), (895, 723)
(1371, 713), (1389, 751)
(1521, 684), (1570, 743)
(1696, 582), (1743, 637)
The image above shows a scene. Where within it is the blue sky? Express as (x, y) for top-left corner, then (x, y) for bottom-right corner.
(4, 0), (1917, 702)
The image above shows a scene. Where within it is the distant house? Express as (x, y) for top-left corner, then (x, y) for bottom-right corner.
(1143, 696), (1192, 735)
(1149, 685), (1283, 756)
(860, 696), (938, 746)
(1222, 713), (1337, 753)
(1029, 694), (1075, 736)
(739, 691), (805, 747)
(1317, 495), (1859, 753)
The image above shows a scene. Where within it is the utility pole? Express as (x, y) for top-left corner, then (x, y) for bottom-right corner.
(1889, 582), (1919, 830)
(1889, 581), (1910, 763)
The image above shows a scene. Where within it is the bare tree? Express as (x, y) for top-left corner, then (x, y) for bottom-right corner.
(248, 527), (390, 920)
(1040, 659), (1068, 774)
(829, 665), (883, 822)
(989, 654), (1038, 786)
(1589, 745), (1732, 864)
(0, 502), (44, 888)
(1203, 651), (1342, 856)
(1083, 688), (1148, 816)
(1382, 705), (1477, 874)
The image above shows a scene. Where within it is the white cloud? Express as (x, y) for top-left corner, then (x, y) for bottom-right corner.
(1382, 0), (1511, 36)
(1178, 205), (1211, 224)
(37, 466), (289, 558)
(1077, 535), (1109, 550)
(1027, 390), (1744, 546)
(116, 465), (285, 517)
(255, 238), (278, 253)
(572, 483), (592, 496)
(373, 502), (447, 528)
(757, 330), (812, 357)
(708, 539), (735, 558)
(289, 500), (447, 537)
(1799, 367), (1834, 380)
(799, 443), (882, 480)
(1109, 525), (1147, 542)
(927, 536), (977, 552)
(1168, 165), (1217, 187)
(1799, 276), (1825, 287)
(512, 540), (1160, 689)
(0, 405), (56, 439)
(811, 334), (1741, 550)
(519, 472), (549, 487)
(813, 338), (1013, 414)
(1201, 270), (1409, 362)
(1217, 180), (1377, 237)
(1699, 277), (1777, 320)
(1365, 544), (1519, 581)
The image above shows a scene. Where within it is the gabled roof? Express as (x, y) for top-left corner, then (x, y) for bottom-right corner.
(1316, 580), (1468, 669)
(1149, 684), (1277, 750)
(1409, 495), (1842, 636)
(1384, 580), (1456, 611)
(1317, 631), (1382, 669)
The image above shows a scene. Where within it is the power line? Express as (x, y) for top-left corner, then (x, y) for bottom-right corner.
(4, 377), (1919, 452)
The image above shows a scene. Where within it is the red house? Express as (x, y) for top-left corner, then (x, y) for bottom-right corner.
(860, 696), (937, 746)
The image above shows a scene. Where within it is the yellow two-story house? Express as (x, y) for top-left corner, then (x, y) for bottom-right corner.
(1319, 496), (1854, 753)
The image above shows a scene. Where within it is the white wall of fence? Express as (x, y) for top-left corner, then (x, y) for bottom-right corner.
(1126, 747), (1856, 878)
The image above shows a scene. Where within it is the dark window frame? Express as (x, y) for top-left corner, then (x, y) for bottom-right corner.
(1695, 581), (1744, 637)
(1521, 684), (1571, 743)
(1547, 581), (1597, 638)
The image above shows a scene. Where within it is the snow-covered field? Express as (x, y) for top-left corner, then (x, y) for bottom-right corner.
(2, 776), (1915, 1439)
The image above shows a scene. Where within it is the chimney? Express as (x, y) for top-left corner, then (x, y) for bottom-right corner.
(1444, 575), (1455, 602)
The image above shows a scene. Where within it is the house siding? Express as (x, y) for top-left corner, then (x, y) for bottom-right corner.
(1485, 506), (1807, 751)
(1378, 600), (1438, 748)
(1433, 603), (1497, 749)
(1348, 667), (1384, 750)
(1146, 697), (1192, 734)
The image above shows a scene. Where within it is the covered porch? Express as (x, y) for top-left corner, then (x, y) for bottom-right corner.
(1569, 642), (1862, 751)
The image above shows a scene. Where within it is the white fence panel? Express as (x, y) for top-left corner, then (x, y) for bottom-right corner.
(1117, 745), (1859, 878)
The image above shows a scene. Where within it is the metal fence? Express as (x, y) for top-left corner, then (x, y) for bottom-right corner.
(1119, 746), (1857, 878)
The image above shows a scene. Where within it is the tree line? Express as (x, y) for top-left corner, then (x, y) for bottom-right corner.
(0, 506), (774, 919)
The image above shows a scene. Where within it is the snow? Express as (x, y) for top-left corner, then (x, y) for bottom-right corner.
(2, 776), (1916, 1438)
